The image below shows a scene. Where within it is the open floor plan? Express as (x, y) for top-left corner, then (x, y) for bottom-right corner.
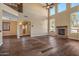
(0, 3), (79, 56)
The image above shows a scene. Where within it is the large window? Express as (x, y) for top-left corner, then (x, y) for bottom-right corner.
(70, 12), (79, 33)
(49, 18), (55, 32)
(71, 3), (79, 8)
(58, 3), (66, 13)
(50, 6), (55, 16)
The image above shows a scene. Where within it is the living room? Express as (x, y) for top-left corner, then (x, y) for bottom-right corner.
(0, 3), (79, 56)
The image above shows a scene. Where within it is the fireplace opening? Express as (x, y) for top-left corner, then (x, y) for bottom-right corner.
(56, 26), (67, 38)
(58, 29), (65, 35)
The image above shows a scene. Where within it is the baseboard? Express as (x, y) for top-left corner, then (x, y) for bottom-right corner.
(31, 34), (48, 37)
(31, 35), (49, 38)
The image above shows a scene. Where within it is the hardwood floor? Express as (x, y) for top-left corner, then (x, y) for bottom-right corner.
(0, 35), (79, 56)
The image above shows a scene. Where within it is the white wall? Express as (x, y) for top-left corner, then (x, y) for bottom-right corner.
(23, 3), (48, 37)
(30, 19), (48, 37)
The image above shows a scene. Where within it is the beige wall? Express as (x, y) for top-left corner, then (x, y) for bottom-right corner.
(3, 20), (17, 36)
(51, 3), (79, 40)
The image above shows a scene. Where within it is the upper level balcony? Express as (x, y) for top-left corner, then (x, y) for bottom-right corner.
(4, 3), (23, 13)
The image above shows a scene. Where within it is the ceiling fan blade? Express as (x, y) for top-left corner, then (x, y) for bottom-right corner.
(42, 3), (55, 8)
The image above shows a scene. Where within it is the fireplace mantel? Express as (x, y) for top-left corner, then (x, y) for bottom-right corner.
(56, 26), (67, 28)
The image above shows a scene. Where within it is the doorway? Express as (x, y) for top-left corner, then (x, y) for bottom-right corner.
(18, 21), (31, 37)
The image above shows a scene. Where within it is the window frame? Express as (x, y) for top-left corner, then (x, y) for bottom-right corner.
(49, 18), (56, 32)
(70, 12), (79, 33)
(50, 6), (55, 16)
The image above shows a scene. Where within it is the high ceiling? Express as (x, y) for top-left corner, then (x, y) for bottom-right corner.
(4, 3), (54, 20)
(41, 3), (55, 9)
(4, 3), (55, 13)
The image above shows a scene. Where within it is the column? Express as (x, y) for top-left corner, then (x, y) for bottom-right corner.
(17, 13), (24, 38)
(48, 8), (50, 34)
(66, 3), (72, 39)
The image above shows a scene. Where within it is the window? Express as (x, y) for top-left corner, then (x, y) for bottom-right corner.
(50, 6), (55, 16)
(58, 3), (66, 12)
(70, 12), (79, 33)
(49, 18), (55, 32)
(71, 3), (79, 8)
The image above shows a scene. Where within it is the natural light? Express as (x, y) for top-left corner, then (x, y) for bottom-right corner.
(50, 6), (55, 16)
(71, 3), (79, 8)
(71, 11), (79, 33)
(58, 3), (66, 13)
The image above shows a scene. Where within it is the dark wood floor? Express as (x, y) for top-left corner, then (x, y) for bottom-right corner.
(0, 35), (79, 56)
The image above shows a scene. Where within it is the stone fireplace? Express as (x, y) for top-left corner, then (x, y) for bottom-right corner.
(56, 26), (67, 38)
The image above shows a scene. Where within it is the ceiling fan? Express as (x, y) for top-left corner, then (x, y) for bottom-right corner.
(42, 3), (55, 9)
